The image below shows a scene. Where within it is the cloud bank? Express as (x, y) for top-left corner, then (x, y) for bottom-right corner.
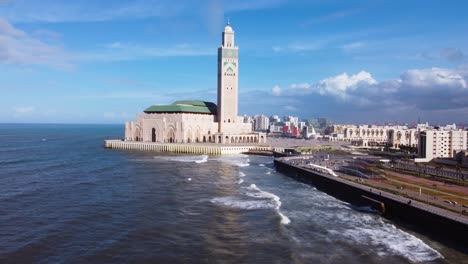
(261, 66), (468, 123)
(0, 17), (70, 68)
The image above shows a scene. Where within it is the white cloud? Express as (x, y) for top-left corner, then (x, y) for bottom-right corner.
(301, 8), (362, 26)
(288, 42), (322, 51)
(107, 42), (123, 49)
(342, 41), (366, 52)
(401, 67), (466, 89)
(288, 71), (377, 100)
(0, 17), (24, 36)
(272, 46), (283, 53)
(268, 66), (468, 114)
(272, 85), (282, 96)
(14, 106), (35, 114)
(103, 111), (134, 120)
(0, 17), (71, 68)
(284, 105), (298, 111)
(273, 41), (322, 53)
(78, 42), (215, 62)
(0, 0), (287, 23)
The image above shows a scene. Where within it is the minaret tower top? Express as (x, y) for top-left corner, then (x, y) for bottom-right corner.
(222, 19), (235, 48)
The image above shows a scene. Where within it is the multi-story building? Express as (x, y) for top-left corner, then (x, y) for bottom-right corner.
(304, 117), (333, 134)
(302, 126), (317, 139)
(269, 123), (284, 133)
(387, 127), (419, 148)
(270, 115), (281, 123)
(298, 121), (306, 130)
(253, 115), (270, 131)
(344, 125), (391, 147)
(328, 124), (423, 149)
(418, 128), (468, 161)
(284, 116), (299, 127)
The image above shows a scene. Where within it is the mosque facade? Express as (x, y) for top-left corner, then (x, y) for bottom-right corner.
(124, 21), (266, 144)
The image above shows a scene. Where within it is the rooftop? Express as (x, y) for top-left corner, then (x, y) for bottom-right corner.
(144, 100), (217, 115)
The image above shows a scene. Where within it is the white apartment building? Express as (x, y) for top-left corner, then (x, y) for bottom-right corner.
(254, 115), (270, 131)
(418, 129), (468, 161)
(269, 124), (283, 133)
(303, 126), (317, 139)
(283, 116), (299, 127)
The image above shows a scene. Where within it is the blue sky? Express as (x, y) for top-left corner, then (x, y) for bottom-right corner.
(0, 0), (467, 124)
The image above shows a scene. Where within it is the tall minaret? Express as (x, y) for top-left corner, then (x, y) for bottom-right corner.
(217, 19), (239, 133)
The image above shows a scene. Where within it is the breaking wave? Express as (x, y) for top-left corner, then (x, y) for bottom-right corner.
(157, 155), (208, 164)
(339, 220), (443, 262)
(210, 183), (290, 225)
(246, 184), (290, 225)
(284, 181), (442, 262)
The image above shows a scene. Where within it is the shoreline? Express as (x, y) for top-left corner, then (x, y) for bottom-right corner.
(274, 157), (468, 254)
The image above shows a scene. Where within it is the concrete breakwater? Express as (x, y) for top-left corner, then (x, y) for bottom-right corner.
(104, 139), (281, 155)
(274, 158), (468, 249)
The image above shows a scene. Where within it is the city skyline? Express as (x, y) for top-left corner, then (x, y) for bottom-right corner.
(1, 0), (468, 124)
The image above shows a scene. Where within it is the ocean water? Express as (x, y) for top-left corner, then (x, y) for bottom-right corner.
(0, 124), (466, 263)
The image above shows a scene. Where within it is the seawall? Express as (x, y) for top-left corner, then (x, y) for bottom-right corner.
(274, 158), (468, 249)
(104, 139), (278, 155)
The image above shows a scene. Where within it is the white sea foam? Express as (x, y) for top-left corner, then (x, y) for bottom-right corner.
(259, 164), (265, 167)
(282, 181), (442, 262)
(187, 178), (192, 181)
(238, 179), (244, 184)
(266, 171), (271, 175)
(211, 197), (272, 210)
(277, 211), (291, 225)
(238, 172), (246, 177)
(212, 155), (250, 167)
(341, 221), (443, 263)
(157, 155), (208, 164)
(246, 184), (290, 225)
(304, 195), (443, 263)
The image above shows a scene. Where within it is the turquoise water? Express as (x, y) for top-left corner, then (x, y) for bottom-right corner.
(0, 124), (465, 263)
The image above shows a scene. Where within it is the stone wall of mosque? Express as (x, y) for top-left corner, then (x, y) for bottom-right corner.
(125, 113), (218, 143)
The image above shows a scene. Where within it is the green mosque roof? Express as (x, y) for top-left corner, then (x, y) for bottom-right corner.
(144, 100), (217, 115)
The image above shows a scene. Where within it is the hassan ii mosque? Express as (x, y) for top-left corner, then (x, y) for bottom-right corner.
(124, 21), (266, 145)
